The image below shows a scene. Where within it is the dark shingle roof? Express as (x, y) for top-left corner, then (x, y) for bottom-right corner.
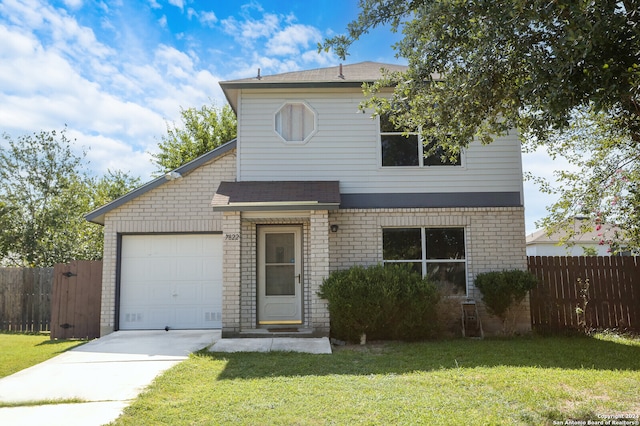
(220, 61), (408, 112)
(223, 62), (407, 85)
(212, 181), (341, 211)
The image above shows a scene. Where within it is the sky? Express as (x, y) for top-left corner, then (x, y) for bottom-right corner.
(0, 0), (558, 233)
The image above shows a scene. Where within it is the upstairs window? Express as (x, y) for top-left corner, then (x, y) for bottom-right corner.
(379, 114), (462, 167)
(275, 102), (316, 143)
(383, 227), (467, 294)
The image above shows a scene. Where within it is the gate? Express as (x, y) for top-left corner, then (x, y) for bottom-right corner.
(50, 260), (102, 339)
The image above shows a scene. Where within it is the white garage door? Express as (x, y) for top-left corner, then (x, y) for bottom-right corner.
(119, 234), (223, 330)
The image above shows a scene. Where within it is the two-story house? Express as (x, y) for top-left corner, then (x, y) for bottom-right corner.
(87, 62), (528, 338)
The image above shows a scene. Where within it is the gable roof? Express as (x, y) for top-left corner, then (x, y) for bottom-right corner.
(526, 221), (620, 246)
(85, 139), (236, 225)
(220, 61), (409, 112)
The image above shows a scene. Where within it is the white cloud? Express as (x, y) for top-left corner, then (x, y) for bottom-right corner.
(63, 0), (83, 9)
(168, 0), (183, 11)
(199, 11), (218, 27)
(0, 0), (231, 182)
(221, 12), (280, 43)
(266, 24), (321, 56)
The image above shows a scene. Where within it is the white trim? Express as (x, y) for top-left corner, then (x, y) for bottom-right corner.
(382, 226), (468, 295)
(257, 226), (303, 324)
(236, 92), (243, 180)
(273, 101), (318, 144)
(242, 210), (313, 220)
(377, 114), (466, 168)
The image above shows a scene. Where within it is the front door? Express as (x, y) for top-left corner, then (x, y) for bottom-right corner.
(258, 226), (302, 325)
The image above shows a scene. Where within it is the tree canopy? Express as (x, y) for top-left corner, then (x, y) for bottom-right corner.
(151, 103), (237, 174)
(0, 129), (140, 266)
(321, 0), (640, 249)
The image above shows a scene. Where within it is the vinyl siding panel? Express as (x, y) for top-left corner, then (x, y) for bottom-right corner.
(237, 89), (523, 196)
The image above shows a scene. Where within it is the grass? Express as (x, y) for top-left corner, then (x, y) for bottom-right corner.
(0, 332), (85, 379)
(0, 398), (85, 408)
(110, 333), (640, 426)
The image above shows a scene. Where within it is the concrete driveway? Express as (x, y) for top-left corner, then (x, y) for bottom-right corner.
(0, 330), (220, 426)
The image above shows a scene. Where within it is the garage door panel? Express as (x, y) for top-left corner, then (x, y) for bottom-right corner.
(176, 237), (204, 256)
(119, 235), (223, 330)
(150, 236), (176, 256)
(173, 281), (201, 301)
(176, 258), (205, 279)
(148, 307), (175, 328)
(147, 259), (176, 280)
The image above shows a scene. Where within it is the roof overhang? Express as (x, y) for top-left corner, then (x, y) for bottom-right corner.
(212, 181), (341, 212)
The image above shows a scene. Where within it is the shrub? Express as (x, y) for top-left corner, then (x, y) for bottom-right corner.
(474, 269), (538, 333)
(318, 264), (440, 342)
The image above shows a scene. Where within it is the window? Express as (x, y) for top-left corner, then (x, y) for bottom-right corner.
(383, 227), (467, 294)
(379, 114), (462, 167)
(275, 102), (316, 143)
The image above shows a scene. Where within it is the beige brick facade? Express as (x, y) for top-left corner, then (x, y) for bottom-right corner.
(99, 147), (528, 337)
(221, 212), (331, 337)
(327, 207), (530, 335)
(99, 152), (236, 335)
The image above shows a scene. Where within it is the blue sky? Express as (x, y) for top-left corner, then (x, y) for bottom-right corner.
(0, 0), (556, 233)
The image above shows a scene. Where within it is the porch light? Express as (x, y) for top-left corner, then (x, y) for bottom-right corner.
(330, 225), (339, 233)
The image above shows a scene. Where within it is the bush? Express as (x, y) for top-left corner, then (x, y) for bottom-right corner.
(474, 269), (538, 323)
(318, 264), (440, 342)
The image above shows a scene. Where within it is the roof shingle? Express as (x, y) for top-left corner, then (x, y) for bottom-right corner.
(212, 181), (341, 211)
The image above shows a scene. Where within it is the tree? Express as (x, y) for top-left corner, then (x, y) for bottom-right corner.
(530, 108), (640, 252)
(151, 103), (237, 173)
(320, 0), (640, 248)
(80, 170), (141, 260)
(0, 130), (140, 266)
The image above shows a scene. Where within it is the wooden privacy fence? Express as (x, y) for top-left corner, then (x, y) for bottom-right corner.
(50, 261), (102, 339)
(528, 256), (640, 333)
(0, 261), (102, 339)
(0, 267), (53, 332)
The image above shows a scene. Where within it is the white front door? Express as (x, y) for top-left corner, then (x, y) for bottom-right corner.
(258, 226), (302, 325)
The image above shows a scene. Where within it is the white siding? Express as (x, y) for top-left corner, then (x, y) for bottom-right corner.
(237, 89), (523, 196)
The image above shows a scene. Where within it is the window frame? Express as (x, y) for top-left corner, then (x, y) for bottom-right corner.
(274, 101), (317, 144)
(378, 115), (464, 168)
(382, 227), (468, 295)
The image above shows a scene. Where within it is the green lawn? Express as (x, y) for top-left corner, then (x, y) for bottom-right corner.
(0, 333), (85, 378)
(111, 333), (640, 426)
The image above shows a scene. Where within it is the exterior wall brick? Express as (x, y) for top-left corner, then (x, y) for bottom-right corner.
(222, 211), (241, 336)
(327, 207), (529, 335)
(231, 215), (321, 335)
(98, 147), (528, 337)
(99, 152), (236, 336)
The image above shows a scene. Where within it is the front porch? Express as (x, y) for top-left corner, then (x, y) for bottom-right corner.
(212, 181), (339, 337)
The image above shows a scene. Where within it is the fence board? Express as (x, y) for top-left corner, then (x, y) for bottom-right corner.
(528, 256), (640, 333)
(0, 267), (53, 332)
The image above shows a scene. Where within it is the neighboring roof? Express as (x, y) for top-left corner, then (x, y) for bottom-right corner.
(220, 61), (409, 112)
(526, 221), (620, 245)
(85, 139), (237, 225)
(211, 181), (341, 211)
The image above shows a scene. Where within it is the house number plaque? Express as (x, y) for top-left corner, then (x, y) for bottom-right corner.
(224, 233), (240, 241)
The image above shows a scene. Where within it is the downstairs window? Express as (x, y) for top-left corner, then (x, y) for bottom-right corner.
(383, 227), (467, 294)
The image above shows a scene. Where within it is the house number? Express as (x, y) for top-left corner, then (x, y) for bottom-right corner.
(225, 233), (240, 241)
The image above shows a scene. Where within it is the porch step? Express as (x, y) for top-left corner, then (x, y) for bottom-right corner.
(239, 328), (316, 338)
